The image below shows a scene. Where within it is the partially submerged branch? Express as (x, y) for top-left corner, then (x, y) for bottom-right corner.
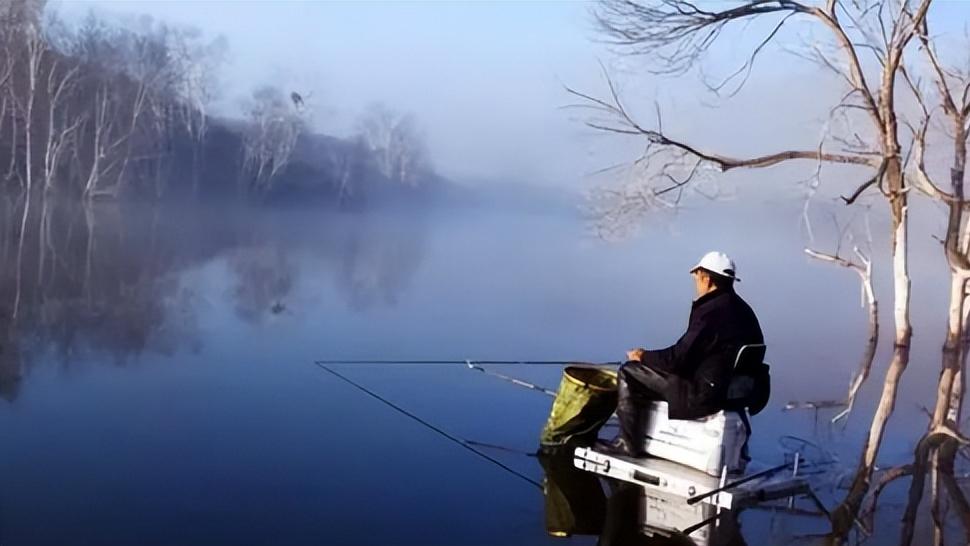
(803, 244), (878, 424)
(860, 463), (914, 532)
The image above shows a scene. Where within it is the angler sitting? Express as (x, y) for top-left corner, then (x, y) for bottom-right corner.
(605, 251), (766, 458)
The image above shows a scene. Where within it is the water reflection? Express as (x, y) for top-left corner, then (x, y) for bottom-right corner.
(539, 452), (608, 537)
(0, 197), (428, 397)
(335, 211), (426, 310)
(230, 245), (296, 324)
(539, 453), (747, 546)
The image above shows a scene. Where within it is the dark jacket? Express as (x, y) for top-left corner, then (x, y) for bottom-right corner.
(642, 289), (764, 419)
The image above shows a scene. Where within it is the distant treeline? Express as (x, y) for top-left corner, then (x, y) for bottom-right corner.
(0, 0), (441, 207)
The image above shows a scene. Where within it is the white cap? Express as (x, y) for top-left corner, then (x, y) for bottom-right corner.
(690, 251), (739, 281)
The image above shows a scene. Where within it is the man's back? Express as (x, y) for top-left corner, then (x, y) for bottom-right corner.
(693, 290), (763, 361)
(643, 288), (763, 419)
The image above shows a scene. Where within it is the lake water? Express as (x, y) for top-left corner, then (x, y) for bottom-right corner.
(0, 196), (953, 545)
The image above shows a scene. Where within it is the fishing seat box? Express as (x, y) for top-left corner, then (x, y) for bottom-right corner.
(639, 401), (748, 476)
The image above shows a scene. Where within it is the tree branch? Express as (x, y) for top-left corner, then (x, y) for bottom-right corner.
(593, 0), (884, 128)
(860, 463), (913, 531)
(566, 78), (878, 172)
(841, 160), (887, 204)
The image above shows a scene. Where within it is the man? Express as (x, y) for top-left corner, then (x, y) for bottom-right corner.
(608, 251), (764, 457)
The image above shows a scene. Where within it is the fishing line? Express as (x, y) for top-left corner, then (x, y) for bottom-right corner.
(314, 362), (543, 490)
(314, 359), (620, 366)
(464, 440), (538, 458)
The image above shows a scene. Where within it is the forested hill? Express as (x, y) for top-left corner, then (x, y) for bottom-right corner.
(0, 0), (443, 207)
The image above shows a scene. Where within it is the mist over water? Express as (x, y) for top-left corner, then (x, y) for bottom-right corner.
(0, 193), (947, 545)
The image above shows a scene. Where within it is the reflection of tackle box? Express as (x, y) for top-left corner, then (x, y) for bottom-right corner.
(573, 448), (733, 509)
(641, 401), (748, 476)
(641, 490), (716, 546)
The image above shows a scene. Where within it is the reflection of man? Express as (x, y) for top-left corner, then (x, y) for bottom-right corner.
(607, 252), (764, 457)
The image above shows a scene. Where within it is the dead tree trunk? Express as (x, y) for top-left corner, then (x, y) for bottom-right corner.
(41, 62), (79, 194)
(895, 21), (970, 542)
(13, 26), (45, 319)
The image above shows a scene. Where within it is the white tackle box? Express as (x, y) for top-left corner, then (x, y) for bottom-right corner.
(640, 401), (748, 476)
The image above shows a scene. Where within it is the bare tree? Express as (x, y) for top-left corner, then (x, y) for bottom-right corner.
(165, 30), (226, 195)
(54, 19), (160, 200)
(11, 22), (48, 318)
(0, 20), (15, 186)
(41, 59), (80, 193)
(116, 20), (223, 197)
(575, 0), (935, 536)
(16, 23), (46, 195)
(357, 103), (428, 187)
(167, 29), (225, 142)
(0, 0), (46, 31)
(24, 12), (225, 199)
(893, 17), (970, 545)
(242, 85), (302, 194)
(330, 140), (371, 206)
(0, 26), (13, 133)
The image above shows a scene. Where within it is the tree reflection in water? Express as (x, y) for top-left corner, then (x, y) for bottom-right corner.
(230, 245), (295, 324)
(0, 197), (428, 398)
(335, 212), (425, 311)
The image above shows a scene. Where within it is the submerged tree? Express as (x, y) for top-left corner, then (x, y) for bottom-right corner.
(570, 0), (956, 538)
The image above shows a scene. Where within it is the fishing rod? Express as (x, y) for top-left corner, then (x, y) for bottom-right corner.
(463, 362), (621, 427)
(465, 360), (557, 397)
(680, 481), (832, 537)
(314, 359), (620, 367)
(316, 359), (614, 398)
(686, 455), (802, 506)
(314, 362), (543, 490)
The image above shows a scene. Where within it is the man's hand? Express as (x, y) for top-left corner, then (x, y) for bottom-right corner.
(626, 348), (646, 362)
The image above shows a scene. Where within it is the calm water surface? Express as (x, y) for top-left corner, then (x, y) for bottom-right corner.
(0, 198), (950, 544)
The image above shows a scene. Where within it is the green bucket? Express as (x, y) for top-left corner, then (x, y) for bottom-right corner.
(539, 366), (618, 452)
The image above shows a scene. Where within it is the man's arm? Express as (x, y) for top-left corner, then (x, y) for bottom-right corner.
(639, 333), (692, 373)
(638, 314), (711, 374)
